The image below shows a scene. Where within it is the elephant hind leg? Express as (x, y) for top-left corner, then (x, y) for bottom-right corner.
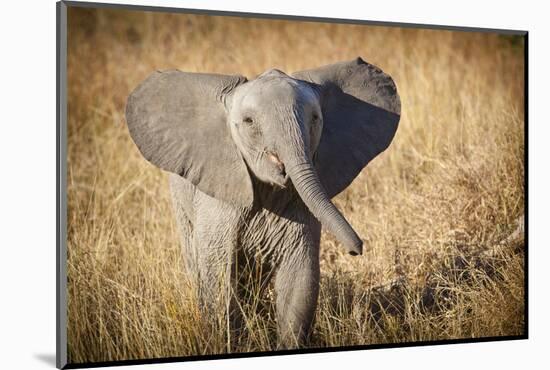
(177, 216), (196, 280)
(169, 174), (197, 281)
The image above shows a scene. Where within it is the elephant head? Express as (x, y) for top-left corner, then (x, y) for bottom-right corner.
(125, 58), (401, 256)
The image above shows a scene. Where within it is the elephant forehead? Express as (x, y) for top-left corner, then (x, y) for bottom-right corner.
(240, 78), (318, 110)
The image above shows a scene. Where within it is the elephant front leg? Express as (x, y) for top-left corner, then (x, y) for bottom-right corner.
(196, 244), (232, 317)
(274, 249), (320, 349)
(193, 194), (246, 349)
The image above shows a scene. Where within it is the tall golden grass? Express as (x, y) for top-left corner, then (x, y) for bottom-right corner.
(66, 7), (525, 364)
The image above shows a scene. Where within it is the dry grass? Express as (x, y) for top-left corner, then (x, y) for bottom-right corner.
(66, 7), (525, 364)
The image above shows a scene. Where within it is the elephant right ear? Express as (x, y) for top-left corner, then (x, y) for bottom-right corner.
(125, 70), (254, 207)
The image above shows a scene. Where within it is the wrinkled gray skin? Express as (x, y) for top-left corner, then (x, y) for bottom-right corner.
(126, 58), (401, 348)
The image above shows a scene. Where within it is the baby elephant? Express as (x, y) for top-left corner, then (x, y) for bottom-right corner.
(126, 57), (400, 348)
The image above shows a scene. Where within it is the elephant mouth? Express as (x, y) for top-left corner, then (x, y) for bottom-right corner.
(266, 151), (286, 174)
(266, 151), (289, 187)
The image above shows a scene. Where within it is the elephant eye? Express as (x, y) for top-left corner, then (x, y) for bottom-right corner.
(243, 117), (254, 124)
(312, 113), (319, 123)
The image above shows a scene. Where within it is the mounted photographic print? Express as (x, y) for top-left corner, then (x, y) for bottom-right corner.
(56, 1), (527, 368)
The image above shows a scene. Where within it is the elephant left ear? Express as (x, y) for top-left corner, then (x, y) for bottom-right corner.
(292, 57), (401, 198)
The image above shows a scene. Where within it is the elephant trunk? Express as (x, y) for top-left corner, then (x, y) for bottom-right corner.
(285, 159), (363, 256)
